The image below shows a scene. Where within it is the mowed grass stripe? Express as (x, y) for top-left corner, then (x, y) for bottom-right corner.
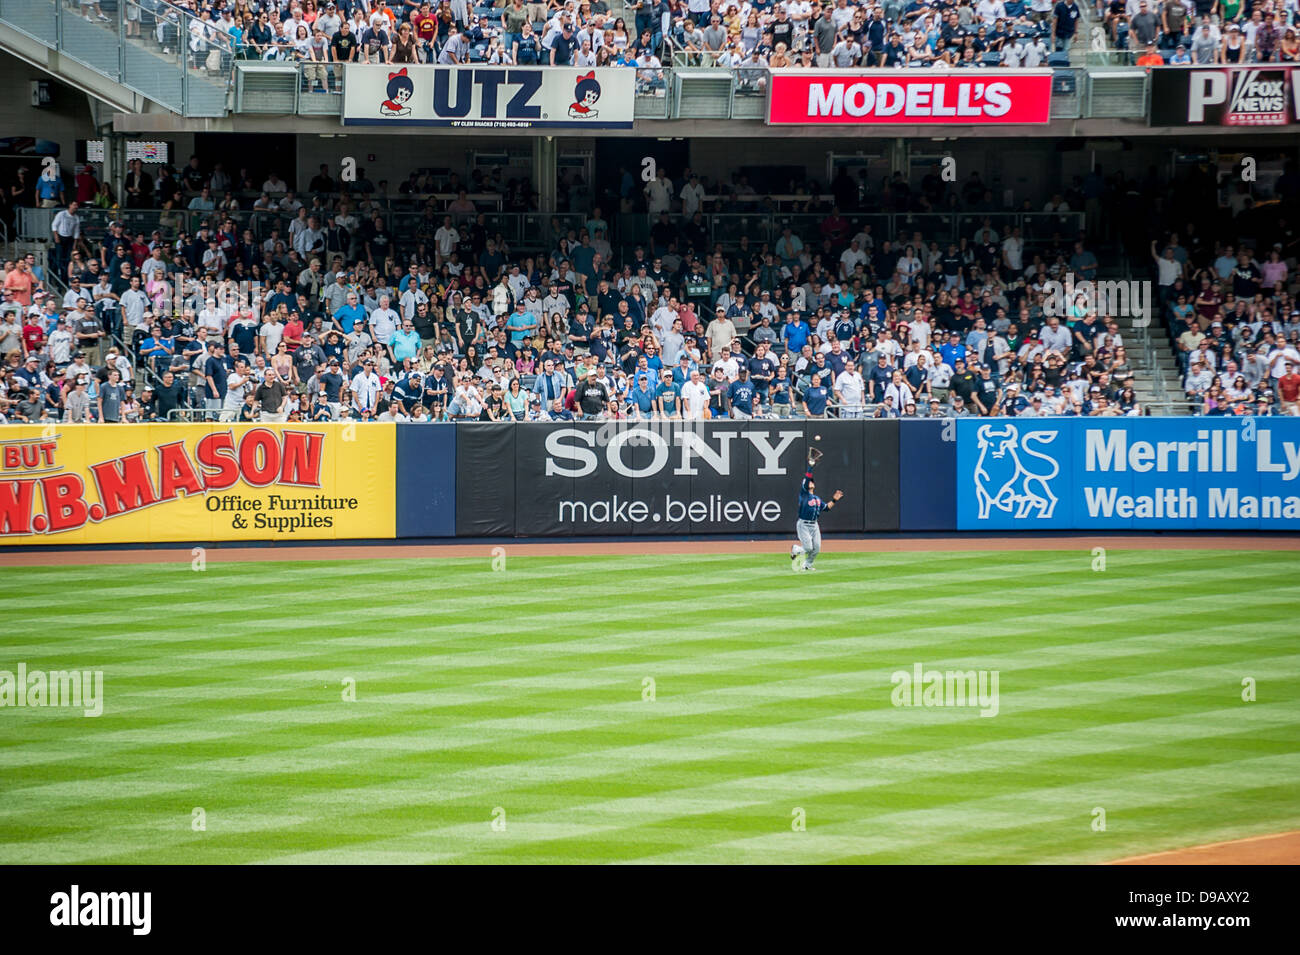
(0, 551), (1297, 863)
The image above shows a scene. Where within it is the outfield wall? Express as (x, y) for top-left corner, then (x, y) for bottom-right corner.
(2, 418), (1298, 544)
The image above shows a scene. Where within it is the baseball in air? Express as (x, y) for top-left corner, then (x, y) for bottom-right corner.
(814, 435), (821, 441)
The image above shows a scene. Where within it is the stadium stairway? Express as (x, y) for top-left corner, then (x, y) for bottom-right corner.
(1106, 310), (1188, 414)
(0, 0), (229, 118)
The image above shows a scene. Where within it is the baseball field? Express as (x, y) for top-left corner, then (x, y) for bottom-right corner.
(1, 542), (1298, 864)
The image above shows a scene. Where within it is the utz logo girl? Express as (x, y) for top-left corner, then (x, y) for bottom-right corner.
(381, 68), (414, 117)
(567, 71), (601, 120)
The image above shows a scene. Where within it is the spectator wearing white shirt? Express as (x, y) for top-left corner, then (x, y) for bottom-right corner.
(350, 359), (382, 413)
(835, 360), (868, 417)
(976, 0), (1007, 24)
(680, 175), (705, 218)
(680, 369), (711, 419)
(399, 285), (429, 322)
(839, 239), (868, 279)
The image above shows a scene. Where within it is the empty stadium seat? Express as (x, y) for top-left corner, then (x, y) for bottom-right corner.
(1046, 51), (1071, 68)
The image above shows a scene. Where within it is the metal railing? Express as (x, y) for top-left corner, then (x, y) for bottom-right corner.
(18, 206), (594, 256)
(0, 0), (233, 116)
(19, 206), (1087, 269)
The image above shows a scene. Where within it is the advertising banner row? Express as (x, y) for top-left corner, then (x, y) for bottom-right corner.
(338, 65), (1297, 130)
(2, 419), (1297, 545)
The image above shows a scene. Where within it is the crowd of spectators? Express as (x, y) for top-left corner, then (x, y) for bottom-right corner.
(1165, 236), (1300, 415)
(62, 0), (1300, 98)
(85, 0), (1092, 78)
(1105, 0), (1300, 65)
(1, 152), (1297, 424)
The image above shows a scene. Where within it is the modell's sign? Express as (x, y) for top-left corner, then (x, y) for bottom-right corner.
(766, 71), (1052, 125)
(1149, 65), (1300, 127)
(342, 64), (635, 129)
(0, 425), (396, 544)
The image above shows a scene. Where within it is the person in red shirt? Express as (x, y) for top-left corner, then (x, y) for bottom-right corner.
(21, 316), (45, 357)
(1279, 361), (1300, 415)
(413, 1), (438, 44)
(281, 313), (305, 352)
(75, 165), (99, 205)
(130, 236), (151, 268)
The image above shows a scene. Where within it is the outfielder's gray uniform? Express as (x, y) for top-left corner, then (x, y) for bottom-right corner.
(791, 458), (830, 570)
(796, 518), (821, 566)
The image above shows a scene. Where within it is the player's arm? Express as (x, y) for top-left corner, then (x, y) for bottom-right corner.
(825, 489), (844, 510)
(800, 453), (818, 493)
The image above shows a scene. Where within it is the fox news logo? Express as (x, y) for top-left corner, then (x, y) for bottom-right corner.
(1186, 69), (1290, 126)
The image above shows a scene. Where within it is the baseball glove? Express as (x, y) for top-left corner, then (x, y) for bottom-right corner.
(808, 447), (824, 465)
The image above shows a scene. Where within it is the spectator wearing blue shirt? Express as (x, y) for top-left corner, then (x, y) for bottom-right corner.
(334, 297), (366, 334)
(506, 302), (537, 345)
(802, 372), (830, 418)
(726, 367), (757, 419)
(939, 332), (967, 370)
(671, 354), (696, 386)
(867, 352), (894, 400)
(1069, 241), (1098, 282)
(629, 373), (657, 417)
(782, 313), (810, 353)
(389, 320), (421, 364)
(655, 374), (681, 418)
(139, 324), (174, 376)
(859, 291), (887, 328)
(35, 168), (65, 208)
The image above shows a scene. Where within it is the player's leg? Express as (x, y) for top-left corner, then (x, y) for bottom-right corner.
(793, 521), (812, 571)
(803, 522), (822, 570)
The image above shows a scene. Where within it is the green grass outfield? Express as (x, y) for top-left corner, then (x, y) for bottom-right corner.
(1, 548), (1298, 864)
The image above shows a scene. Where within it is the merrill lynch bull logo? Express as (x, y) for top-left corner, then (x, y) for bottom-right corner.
(974, 424), (1060, 519)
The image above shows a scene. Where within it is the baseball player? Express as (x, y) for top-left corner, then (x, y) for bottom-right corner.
(790, 446), (843, 572)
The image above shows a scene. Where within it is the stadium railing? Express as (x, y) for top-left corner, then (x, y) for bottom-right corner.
(0, 0), (233, 116)
(18, 206), (1088, 258)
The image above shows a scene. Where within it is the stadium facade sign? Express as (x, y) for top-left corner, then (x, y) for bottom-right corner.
(1149, 65), (1300, 127)
(0, 424), (395, 543)
(956, 418), (1300, 530)
(766, 70), (1052, 125)
(342, 65), (635, 129)
(455, 420), (900, 536)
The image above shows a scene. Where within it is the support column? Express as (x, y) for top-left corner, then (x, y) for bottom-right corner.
(107, 134), (127, 211)
(534, 136), (557, 214)
(89, 97), (127, 210)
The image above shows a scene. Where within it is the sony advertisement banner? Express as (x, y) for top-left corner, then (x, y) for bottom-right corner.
(766, 70), (1052, 125)
(1149, 65), (1300, 127)
(455, 420), (900, 537)
(956, 418), (1300, 530)
(342, 65), (635, 129)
